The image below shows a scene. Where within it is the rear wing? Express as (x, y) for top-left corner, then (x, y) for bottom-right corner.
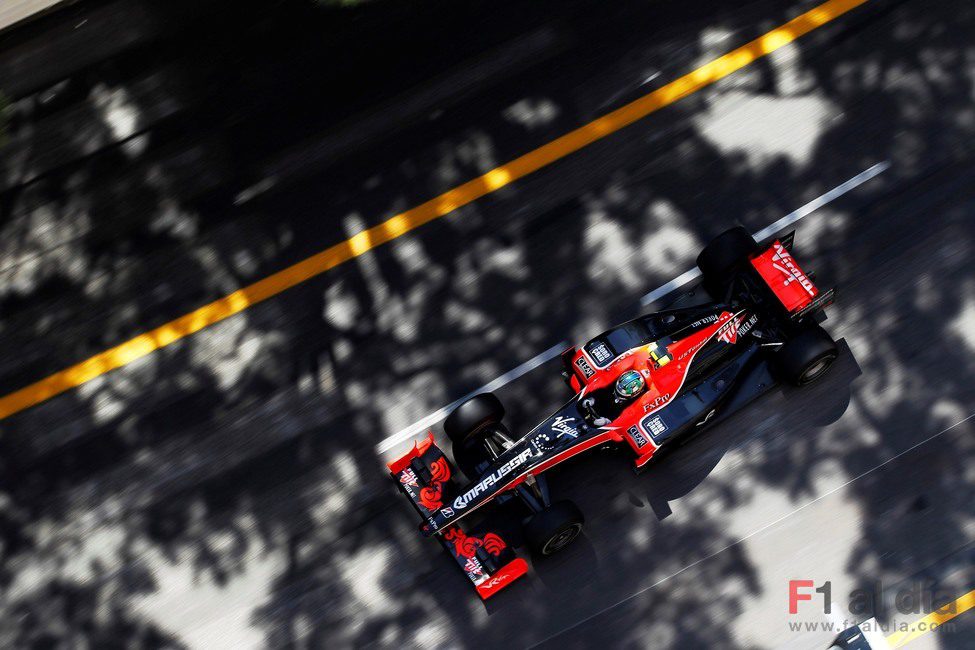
(750, 233), (834, 319)
(388, 434), (528, 599)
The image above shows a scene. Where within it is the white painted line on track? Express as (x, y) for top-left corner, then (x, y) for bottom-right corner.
(640, 161), (890, 306)
(529, 411), (975, 648)
(375, 342), (568, 454)
(377, 162), (889, 455)
(638, 267), (702, 308)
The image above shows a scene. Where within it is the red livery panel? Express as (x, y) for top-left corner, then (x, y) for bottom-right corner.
(475, 558), (529, 599)
(750, 240), (819, 313)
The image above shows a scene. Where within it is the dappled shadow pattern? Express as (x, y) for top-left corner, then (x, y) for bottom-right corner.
(0, 0), (973, 647)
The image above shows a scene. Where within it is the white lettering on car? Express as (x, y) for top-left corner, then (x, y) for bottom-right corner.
(575, 357), (595, 378)
(644, 416), (667, 440)
(550, 416), (579, 439)
(451, 448), (535, 510)
(678, 339), (707, 361)
(642, 393), (672, 413)
(738, 313), (758, 336)
(400, 468), (419, 487)
(628, 425), (649, 448)
(465, 557), (484, 576)
(589, 342), (613, 365)
(716, 318), (739, 344)
(482, 573), (510, 589)
(691, 314), (720, 328)
(771, 242), (816, 296)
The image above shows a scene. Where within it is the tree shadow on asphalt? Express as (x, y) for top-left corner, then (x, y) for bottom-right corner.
(0, 0), (973, 647)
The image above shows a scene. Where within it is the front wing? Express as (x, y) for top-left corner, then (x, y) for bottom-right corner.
(388, 433), (528, 599)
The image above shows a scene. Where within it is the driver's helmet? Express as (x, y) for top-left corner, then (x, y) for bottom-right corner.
(614, 369), (646, 401)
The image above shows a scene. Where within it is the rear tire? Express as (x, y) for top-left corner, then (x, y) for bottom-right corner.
(774, 326), (838, 386)
(696, 227), (757, 297)
(524, 500), (585, 556)
(443, 393), (505, 444)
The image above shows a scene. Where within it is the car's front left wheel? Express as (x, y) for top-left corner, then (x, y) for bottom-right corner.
(443, 392), (505, 444)
(524, 500), (585, 556)
(445, 393), (508, 480)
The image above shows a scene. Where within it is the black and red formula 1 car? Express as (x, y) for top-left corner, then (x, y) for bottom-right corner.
(388, 227), (839, 599)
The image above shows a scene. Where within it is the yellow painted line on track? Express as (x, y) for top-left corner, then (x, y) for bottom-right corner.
(0, 0), (870, 420)
(886, 588), (975, 648)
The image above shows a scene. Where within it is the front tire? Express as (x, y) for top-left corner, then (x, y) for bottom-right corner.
(443, 393), (505, 444)
(774, 325), (838, 386)
(524, 500), (585, 556)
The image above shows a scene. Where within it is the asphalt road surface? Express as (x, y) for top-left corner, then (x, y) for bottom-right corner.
(0, 0), (973, 648)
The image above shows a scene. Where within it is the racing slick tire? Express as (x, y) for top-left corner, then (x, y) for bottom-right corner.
(444, 393), (505, 444)
(774, 325), (839, 386)
(696, 226), (757, 296)
(524, 500), (585, 557)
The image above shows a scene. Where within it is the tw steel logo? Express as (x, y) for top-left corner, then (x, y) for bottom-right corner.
(771, 243), (816, 296)
(588, 341), (613, 365)
(451, 448), (534, 510)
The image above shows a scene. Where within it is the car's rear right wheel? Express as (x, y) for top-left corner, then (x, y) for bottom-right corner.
(524, 500), (585, 556)
(774, 325), (839, 386)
